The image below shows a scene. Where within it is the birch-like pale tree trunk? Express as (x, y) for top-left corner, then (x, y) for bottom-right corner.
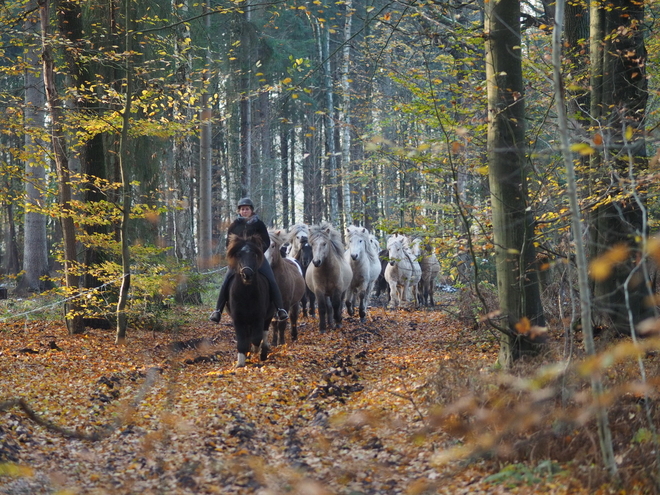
(21, 2), (49, 294)
(115, 2), (133, 344)
(340, 0), (353, 226)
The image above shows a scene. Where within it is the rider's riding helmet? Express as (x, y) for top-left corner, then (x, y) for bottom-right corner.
(237, 197), (255, 210)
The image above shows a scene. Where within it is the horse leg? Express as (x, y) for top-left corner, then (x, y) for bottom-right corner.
(259, 319), (270, 361)
(358, 290), (367, 322)
(236, 326), (250, 367)
(317, 293), (328, 332)
(278, 319), (286, 345)
(345, 290), (355, 317)
(388, 280), (399, 308)
(334, 290), (347, 328)
(301, 292), (309, 317)
(290, 304), (300, 341)
(270, 320), (279, 347)
(309, 289), (317, 318)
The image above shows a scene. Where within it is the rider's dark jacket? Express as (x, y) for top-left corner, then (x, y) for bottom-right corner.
(226, 215), (270, 253)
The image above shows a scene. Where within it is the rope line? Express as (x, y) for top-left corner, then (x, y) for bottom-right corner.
(0, 265), (229, 324)
(0, 275), (127, 323)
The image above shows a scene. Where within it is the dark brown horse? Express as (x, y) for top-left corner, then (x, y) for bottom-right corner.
(265, 229), (306, 346)
(226, 234), (273, 367)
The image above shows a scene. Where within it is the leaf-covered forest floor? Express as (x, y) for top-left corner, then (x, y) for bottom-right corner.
(1, 294), (659, 494)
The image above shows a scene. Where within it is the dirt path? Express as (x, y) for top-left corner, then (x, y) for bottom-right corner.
(1, 307), (583, 494)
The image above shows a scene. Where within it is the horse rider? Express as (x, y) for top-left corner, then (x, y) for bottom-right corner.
(209, 197), (289, 323)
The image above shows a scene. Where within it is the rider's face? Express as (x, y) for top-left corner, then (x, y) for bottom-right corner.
(238, 206), (253, 218)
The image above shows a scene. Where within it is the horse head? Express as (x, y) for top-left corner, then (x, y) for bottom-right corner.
(346, 225), (369, 261)
(227, 234), (264, 284)
(287, 224), (310, 258)
(300, 242), (313, 269)
(386, 234), (406, 266)
(309, 222), (343, 268)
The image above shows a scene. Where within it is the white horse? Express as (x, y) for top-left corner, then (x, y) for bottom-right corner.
(384, 234), (422, 308)
(344, 226), (381, 322)
(417, 242), (441, 306)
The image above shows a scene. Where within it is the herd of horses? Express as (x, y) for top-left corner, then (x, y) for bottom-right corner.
(223, 222), (441, 367)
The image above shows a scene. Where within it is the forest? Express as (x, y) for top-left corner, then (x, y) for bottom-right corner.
(1, 0), (660, 492)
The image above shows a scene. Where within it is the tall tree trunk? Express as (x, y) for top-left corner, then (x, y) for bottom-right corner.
(289, 111), (296, 225)
(589, 0), (650, 335)
(170, 0), (196, 262)
(239, 4), (252, 198)
(340, 0), (353, 226)
(258, 89), (275, 223)
(115, 1), (133, 344)
(198, 0), (213, 270)
(57, 0), (109, 295)
(281, 125), (290, 228)
(21, 2), (49, 294)
(552, 0), (617, 475)
(485, 0), (545, 366)
(319, 20), (339, 223)
(39, 0), (84, 334)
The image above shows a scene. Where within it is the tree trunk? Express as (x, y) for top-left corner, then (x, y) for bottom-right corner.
(198, 0), (213, 270)
(589, 0), (650, 336)
(281, 125), (290, 228)
(340, 0), (353, 226)
(320, 20), (339, 223)
(57, 0), (110, 297)
(21, 2), (50, 294)
(485, 0), (545, 366)
(39, 0), (84, 334)
(239, 4), (252, 198)
(552, 0), (617, 476)
(115, 1), (133, 344)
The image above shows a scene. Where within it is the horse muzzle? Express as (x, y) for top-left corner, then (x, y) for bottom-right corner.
(313, 259), (321, 267)
(240, 266), (255, 282)
(351, 253), (359, 261)
(389, 260), (396, 266)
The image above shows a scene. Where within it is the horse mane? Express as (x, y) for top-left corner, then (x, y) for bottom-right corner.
(310, 222), (344, 257)
(226, 234), (264, 269)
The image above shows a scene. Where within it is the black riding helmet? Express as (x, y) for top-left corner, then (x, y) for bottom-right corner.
(237, 197), (255, 210)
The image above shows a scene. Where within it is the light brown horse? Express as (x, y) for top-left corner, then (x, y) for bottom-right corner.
(417, 242), (440, 306)
(265, 229), (306, 346)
